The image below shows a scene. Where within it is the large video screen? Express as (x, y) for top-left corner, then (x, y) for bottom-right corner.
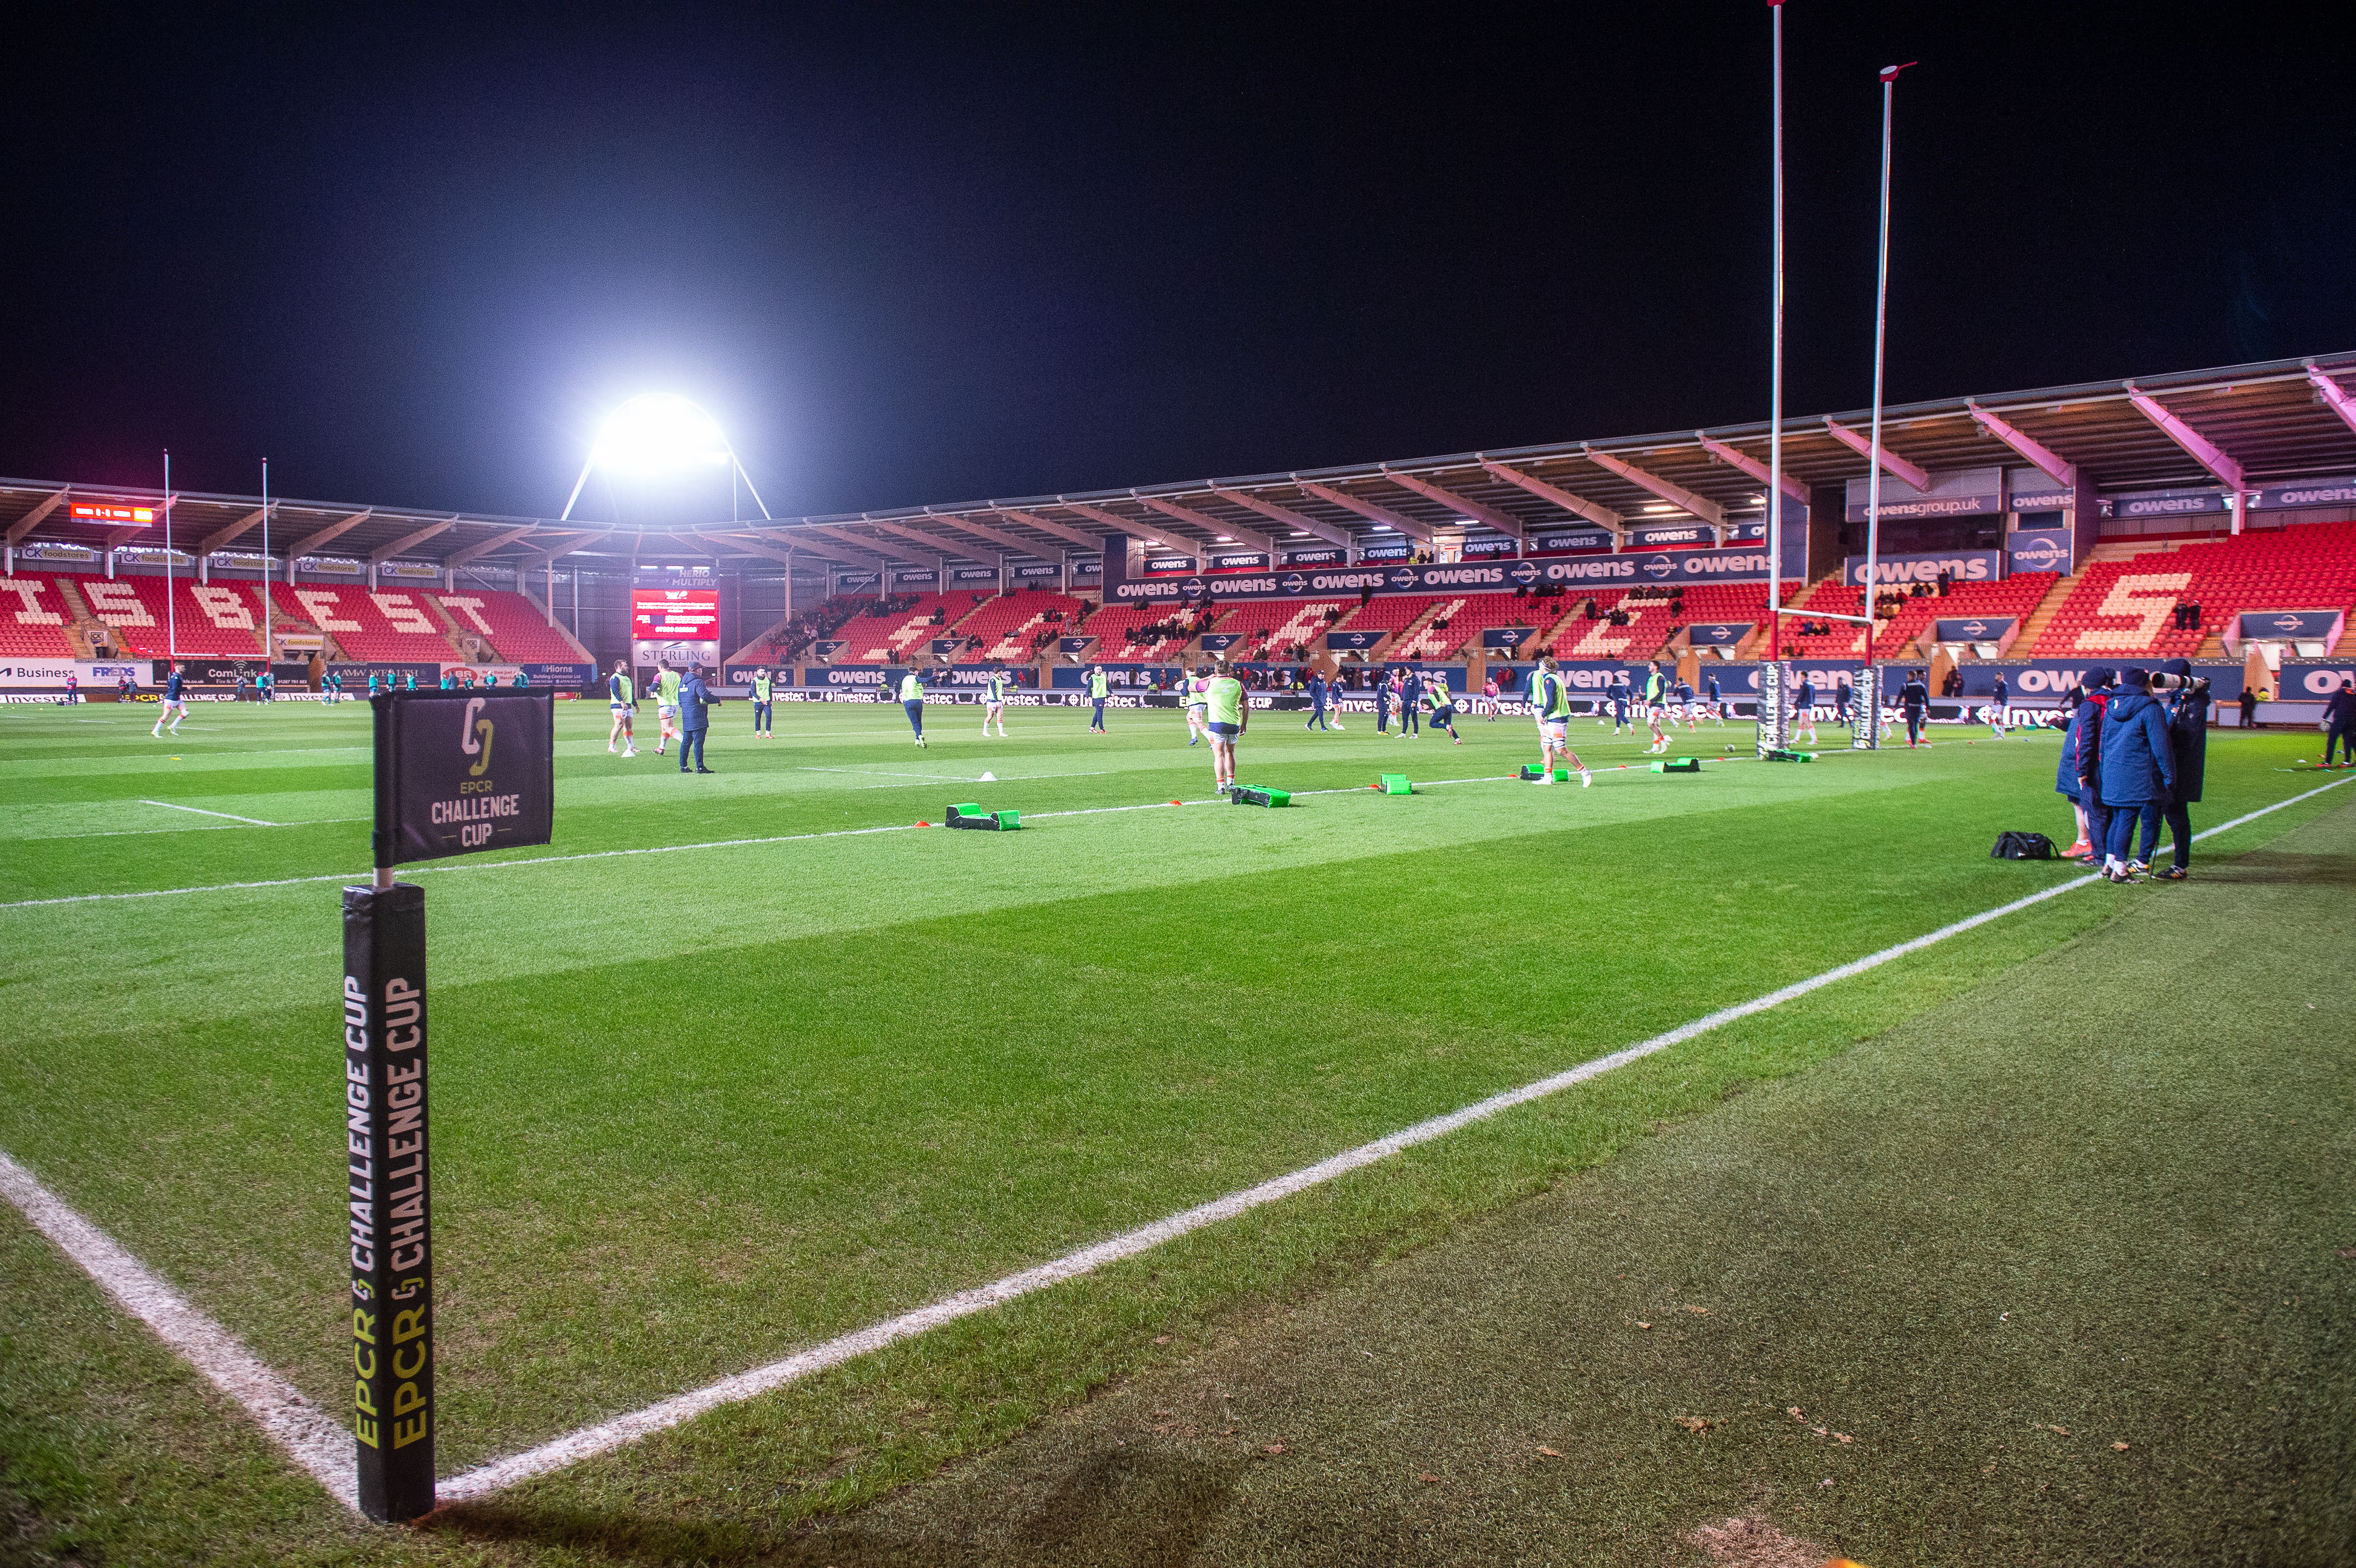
(631, 588), (721, 640)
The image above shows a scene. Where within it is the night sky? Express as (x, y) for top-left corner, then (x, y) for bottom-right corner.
(7, 4), (2349, 524)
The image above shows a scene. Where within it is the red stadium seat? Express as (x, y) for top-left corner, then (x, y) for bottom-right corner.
(272, 582), (458, 663)
(75, 574), (268, 657)
(434, 590), (585, 663)
(0, 576), (77, 658)
(2031, 524), (2356, 657)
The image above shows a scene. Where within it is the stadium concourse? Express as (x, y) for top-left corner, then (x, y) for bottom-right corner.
(5, 355), (2356, 1568)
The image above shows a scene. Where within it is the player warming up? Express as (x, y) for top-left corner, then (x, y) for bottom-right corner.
(1642, 662), (1669, 753)
(1185, 663), (1211, 745)
(1425, 669), (1463, 744)
(607, 661), (638, 756)
(1203, 658), (1246, 794)
(751, 668), (774, 737)
(1794, 673), (1820, 747)
(981, 667), (1010, 736)
(1087, 664), (1109, 733)
(1527, 658), (1592, 786)
(151, 663), (187, 736)
(901, 667), (927, 746)
(654, 663), (683, 755)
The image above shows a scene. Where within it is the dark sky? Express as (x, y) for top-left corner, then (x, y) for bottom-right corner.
(6, 3), (2350, 524)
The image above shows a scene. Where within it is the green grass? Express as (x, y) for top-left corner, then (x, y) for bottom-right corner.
(1, 696), (2348, 1564)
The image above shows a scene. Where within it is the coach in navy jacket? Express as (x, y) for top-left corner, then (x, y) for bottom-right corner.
(2097, 670), (2175, 870)
(676, 668), (714, 773)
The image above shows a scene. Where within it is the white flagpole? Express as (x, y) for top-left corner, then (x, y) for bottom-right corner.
(164, 449), (176, 660)
(1864, 62), (1915, 669)
(261, 458), (271, 653)
(1766, 0), (1785, 666)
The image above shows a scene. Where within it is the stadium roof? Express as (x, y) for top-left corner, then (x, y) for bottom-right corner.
(8, 352), (2356, 575)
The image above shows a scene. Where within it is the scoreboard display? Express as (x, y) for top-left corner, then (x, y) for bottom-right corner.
(631, 588), (720, 640)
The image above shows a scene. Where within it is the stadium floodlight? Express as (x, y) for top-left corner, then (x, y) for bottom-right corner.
(560, 394), (771, 523)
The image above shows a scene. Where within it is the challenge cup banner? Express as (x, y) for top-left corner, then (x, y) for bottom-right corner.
(376, 691), (554, 865)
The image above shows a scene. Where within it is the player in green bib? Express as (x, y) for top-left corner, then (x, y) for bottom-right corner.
(899, 669), (927, 745)
(751, 669), (773, 737)
(981, 666), (1009, 737)
(655, 664), (683, 755)
(1086, 665), (1110, 733)
(1526, 657), (1593, 787)
(1203, 660), (1247, 794)
(607, 661), (638, 755)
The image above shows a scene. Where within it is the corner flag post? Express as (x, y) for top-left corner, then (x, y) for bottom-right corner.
(344, 687), (553, 1521)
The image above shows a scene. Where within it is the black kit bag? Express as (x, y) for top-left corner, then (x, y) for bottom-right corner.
(1989, 831), (2056, 860)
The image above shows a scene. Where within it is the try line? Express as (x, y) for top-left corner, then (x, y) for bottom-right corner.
(2, 773), (2343, 1514)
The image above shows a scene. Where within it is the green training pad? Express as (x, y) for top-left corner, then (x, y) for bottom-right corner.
(1516, 765), (1570, 782)
(1650, 757), (1701, 773)
(947, 802), (984, 820)
(1229, 785), (1291, 807)
(1763, 749), (1817, 763)
(1381, 773), (1413, 795)
(993, 809), (1021, 829)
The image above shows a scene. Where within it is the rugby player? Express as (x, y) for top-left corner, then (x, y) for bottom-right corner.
(1203, 658), (1246, 794)
(151, 662), (187, 736)
(607, 661), (638, 755)
(982, 666), (1009, 737)
(1526, 657), (1592, 786)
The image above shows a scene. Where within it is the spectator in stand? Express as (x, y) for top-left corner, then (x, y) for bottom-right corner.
(2325, 674), (2356, 769)
(2097, 669), (2174, 881)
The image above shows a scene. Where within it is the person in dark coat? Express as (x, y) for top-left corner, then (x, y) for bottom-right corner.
(2055, 687), (2093, 858)
(2072, 667), (2117, 861)
(2325, 675), (2356, 768)
(676, 667), (714, 774)
(2155, 658), (2209, 879)
(2096, 669), (2175, 879)
(1898, 669), (1930, 746)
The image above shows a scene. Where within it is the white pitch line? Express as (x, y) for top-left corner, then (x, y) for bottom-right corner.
(0, 1149), (358, 1512)
(140, 799), (282, 826)
(2, 774), (2346, 1512)
(431, 773), (2353, 1501)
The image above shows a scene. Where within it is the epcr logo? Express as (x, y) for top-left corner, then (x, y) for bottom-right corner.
(1389, 568), (1418, 590)
(1281, 573), (1307, 593)
(459, 697), (494, 777)
(1642, 556), (1674, 578)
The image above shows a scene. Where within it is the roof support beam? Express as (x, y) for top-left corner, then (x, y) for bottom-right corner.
(2307, 365), (2356, 439)
(369, 518), (458, 565)
(198, 505), (272, 554)
(1690, 437), (1810, 506)
(1206, 486), (1352, 548)
(697, 532), (801, 570)
(1130, 492), (1269, 552)
(5, 488), (69, 545)
(1965, 403), (2076, 488)
(1378, 466), (1524, 539)
(2126, 388), (2245, 490)
(1057, 500), (1188, 554)
(914, 510), (1052, 560)
(1477, 461), (1627, 532)
(106, 524), (150, 549)
(800, 524), (935, 568)
(1820, 419), (1931, 490)
(517, 532), (610, 573)
(991, 507), (1106, 553)
(444, 524), (541, 570)
(759, 530), (886, 573)
(287, 510), (372, 560)
(1577, 447), (1728, 527)
(1293, 479), (1435, 543)
(861, 516), (996, 561)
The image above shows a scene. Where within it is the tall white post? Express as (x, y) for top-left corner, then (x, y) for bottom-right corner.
(1765, 0), (1785, 667)
(1865, 62), (1914, 657)
(164, 450), (177, 659)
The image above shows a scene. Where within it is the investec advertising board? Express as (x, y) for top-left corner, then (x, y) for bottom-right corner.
(1102, 530), (1805, 605)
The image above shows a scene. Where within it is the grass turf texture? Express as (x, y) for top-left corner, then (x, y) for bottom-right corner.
(0, 699), (2346, 1563)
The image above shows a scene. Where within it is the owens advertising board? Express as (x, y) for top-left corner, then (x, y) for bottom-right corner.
(630, 588), (720, 640)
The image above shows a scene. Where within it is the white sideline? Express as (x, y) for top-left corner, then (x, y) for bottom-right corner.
(0, 1149), (358, 1511)
(3, 772), (2346, 1516)
(140, 798), (282, 826)
(435, 772), (2354, 1502)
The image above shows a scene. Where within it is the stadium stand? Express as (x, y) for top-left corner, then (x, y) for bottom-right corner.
(1548, 591), (1684, 661)
(1866, 572), (2059, 658)
(273, 582), (459, 662)
(1197, 598), (1350, 660)
(1386, 593), (1557, 660)
(0, 576), (78, 658)
(832, 593), (967, 663)
(950, 590), (1089, 662)
(1077, 600), (1224, 660)
(2032, 524), (2356, 658)
(434, 590), (589, 663)
(75, 574), (268, 657)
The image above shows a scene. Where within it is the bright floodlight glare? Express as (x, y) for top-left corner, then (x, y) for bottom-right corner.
(596, 394), (731, 472)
